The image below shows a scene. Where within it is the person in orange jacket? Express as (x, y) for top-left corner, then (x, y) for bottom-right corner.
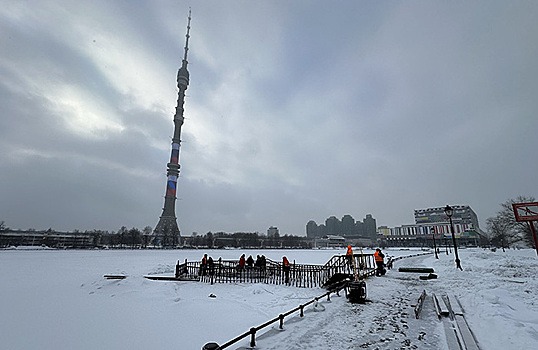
(282, 256), (291, 284)
(373, 248), (385, 276)
(346, 245), (353, 266)
(199, 253), (208, 276)
(237, 254), (246, 272)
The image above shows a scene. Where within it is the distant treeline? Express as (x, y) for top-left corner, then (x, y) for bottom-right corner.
(186, 231), (312, 249)
(0, 222), (312, 249)
(0, 225), (153, 249)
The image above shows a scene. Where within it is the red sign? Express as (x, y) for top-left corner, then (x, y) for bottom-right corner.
(512, 202), (538, 222)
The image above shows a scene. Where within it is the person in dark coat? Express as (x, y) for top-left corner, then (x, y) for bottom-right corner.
(199, 253), (208, 276)
(207, 256), (214, 275)
(260, 255), (267, 272)
(246, 255), (254, 268)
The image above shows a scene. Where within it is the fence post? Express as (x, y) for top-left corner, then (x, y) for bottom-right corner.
(279, 314), (284, 329)
(300, 305), (304, 317)
(249, 327), (257, 347)
(175, 260), (180, 278)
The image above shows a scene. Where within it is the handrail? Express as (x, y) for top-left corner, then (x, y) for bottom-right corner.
(209, 285), (346, 350)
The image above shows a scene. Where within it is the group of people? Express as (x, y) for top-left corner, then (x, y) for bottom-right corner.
(199, 253), (216, 276)
(236, 254), (268, 272)
(198, 253), (270, 276)
(198, 253), (292, 283)
(237, 254), (291, 284)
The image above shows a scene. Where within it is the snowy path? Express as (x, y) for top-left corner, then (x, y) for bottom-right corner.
(236, 254), (447, 350)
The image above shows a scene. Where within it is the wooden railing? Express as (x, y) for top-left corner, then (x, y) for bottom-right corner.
(320, 254), (377, 283)
(174, 253), (377, 288)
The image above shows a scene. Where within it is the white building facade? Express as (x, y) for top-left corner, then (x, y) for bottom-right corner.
(379, 205), (483, 247)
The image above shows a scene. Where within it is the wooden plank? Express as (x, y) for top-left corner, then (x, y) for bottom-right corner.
(449, 295), (464, 316)
(144, 275), (199, 281)
(439, 295), (450, 317)
(432, 293), (443, 319)
(455, 315), (480, 350)
(443, 319), (464, 350)
(398, 267), (435, 273)
(104, 274), (127, 280)
(414, 290), (427, 319)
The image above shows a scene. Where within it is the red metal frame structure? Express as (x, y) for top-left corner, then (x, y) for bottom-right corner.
(512, 202), (538, 256)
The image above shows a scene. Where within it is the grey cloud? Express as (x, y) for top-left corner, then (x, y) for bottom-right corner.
(1, 1), (537, 236)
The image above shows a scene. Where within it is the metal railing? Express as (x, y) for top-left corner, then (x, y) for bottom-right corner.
(205, 286), (347, 350)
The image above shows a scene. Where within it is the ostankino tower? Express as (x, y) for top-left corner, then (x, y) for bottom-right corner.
(153, 11), (191, 246)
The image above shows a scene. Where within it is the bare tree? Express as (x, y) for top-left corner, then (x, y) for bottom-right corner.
(117, 226), (128, 248)
(142, 226), (152, 248)
(127, 227), (141, 248)
(487, 196), (536, 248)
(486, 216), (515, 251)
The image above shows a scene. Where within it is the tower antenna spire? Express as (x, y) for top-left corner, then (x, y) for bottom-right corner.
(183, 8), (191, 63)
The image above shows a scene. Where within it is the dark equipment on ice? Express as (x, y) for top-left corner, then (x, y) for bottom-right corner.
(346, 246), (368, 304)
(419, 273), (438, 280)
(347, 280), (367, 304)
(322, 272), (352, 290)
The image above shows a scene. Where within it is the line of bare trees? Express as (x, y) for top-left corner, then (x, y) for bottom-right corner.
(87, 226), (154, 248)
(185, 231), (311, 249)
(1, 221), (311, 249)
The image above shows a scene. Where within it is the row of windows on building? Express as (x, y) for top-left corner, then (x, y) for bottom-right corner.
(378, 205), (482, 239)
(379, 222), (475, 238)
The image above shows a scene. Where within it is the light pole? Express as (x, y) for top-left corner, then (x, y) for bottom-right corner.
(444, 205), (462, 270)
(431, 228), (439, 259)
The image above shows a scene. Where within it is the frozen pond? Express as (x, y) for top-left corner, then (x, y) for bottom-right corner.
(1, 247), (536, 349)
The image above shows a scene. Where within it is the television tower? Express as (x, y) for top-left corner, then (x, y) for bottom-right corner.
(153, 10), (191, 246)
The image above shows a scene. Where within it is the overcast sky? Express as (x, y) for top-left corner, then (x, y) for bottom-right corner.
(1, 0), (537, 236)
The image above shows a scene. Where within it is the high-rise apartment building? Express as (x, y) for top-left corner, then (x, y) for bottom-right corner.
(414, 205), (480, 230)
(363, 214), (377, 239)
(267, 226), (279, 237)
(325, 216), (341, 235)
(341, 215), (356, 235)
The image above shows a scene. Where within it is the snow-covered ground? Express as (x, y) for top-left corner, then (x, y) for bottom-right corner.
(1, 248), (537, 349)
